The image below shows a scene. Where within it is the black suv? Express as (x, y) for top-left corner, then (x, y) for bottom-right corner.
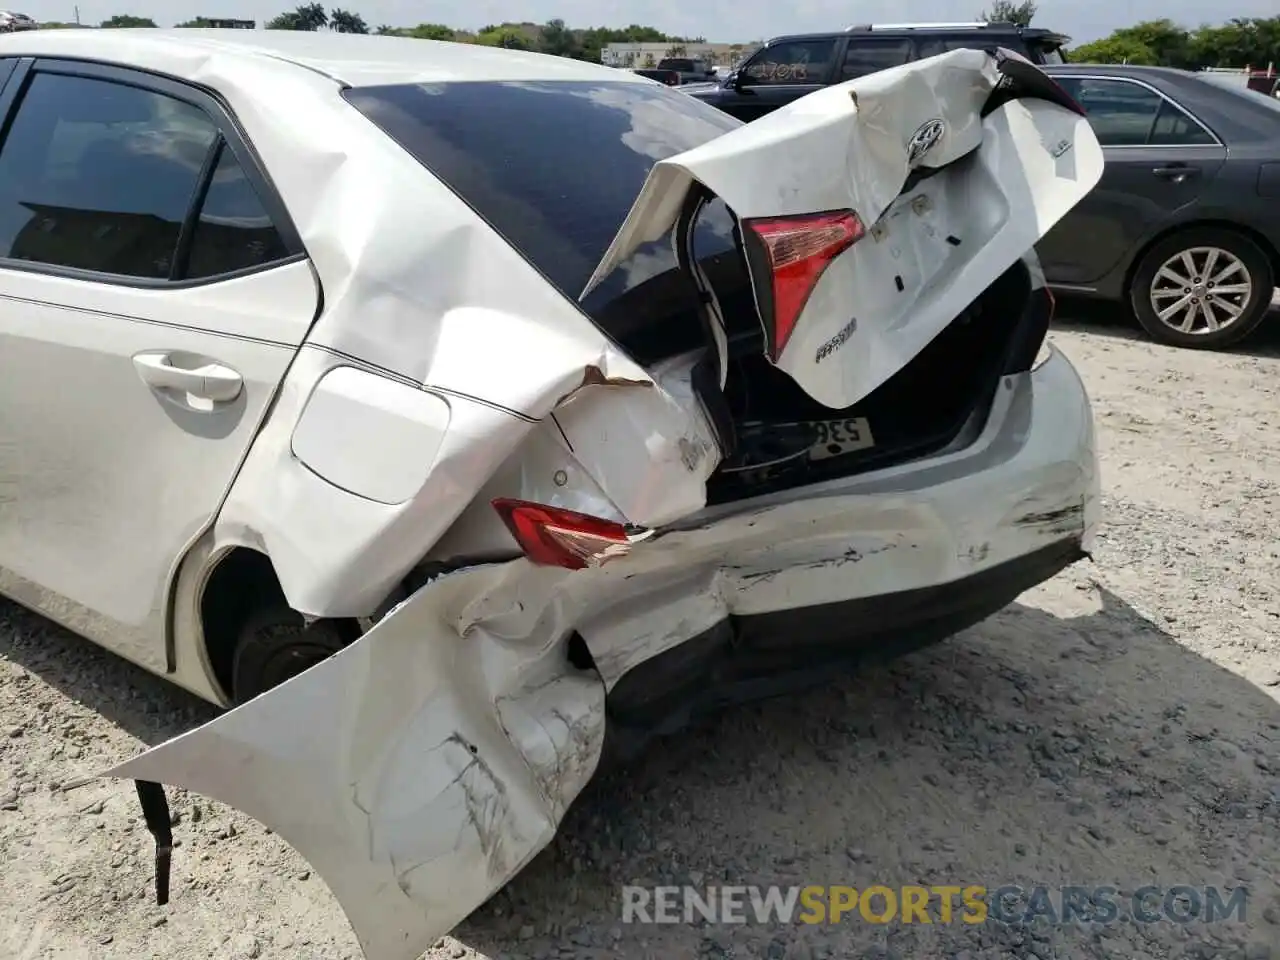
(685, 21), (1069, 122)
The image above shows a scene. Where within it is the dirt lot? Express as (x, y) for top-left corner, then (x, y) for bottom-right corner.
(2, 304), (1280, 960)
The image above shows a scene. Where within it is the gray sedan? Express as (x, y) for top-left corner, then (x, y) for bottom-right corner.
(1038, 64), (1280, 349)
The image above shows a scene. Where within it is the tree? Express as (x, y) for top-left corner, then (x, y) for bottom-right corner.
(979, 1), (1035, 27)
(474, 24), (531, 49)
(266, 3), (327, 30)
(1108, 19), (1193, 67)
(642, 53), (656, 67)
(539, 18), (582, 58)
(404, 23), (454, 40)
(329, 8), (368, 33)
(100, 14), (157, 27)
(1065, 15), (1280, 69)
(1068, 35), (1158, 64)
(1189, 17), (1280, 69)
(665, 43), (687, 58)
(175, 16), (217, 26)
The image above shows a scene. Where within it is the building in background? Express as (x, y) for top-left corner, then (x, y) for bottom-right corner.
(601, 41), (761, 69)
(200, 18), (255, 27)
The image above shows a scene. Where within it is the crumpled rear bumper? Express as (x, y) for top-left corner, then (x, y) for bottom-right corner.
(108, 564), (606, 960)
(100, 349), (1097, 960)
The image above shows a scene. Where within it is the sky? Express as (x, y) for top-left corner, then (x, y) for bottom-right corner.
(39, 0), (1280, 46)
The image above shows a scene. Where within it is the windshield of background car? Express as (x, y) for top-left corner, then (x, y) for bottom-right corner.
(343, 80), (745, 358)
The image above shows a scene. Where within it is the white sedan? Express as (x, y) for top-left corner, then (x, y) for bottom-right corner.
(0, 29), (1102, 960)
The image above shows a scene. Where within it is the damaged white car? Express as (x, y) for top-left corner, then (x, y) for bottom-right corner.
(0, 29), (1102, 960)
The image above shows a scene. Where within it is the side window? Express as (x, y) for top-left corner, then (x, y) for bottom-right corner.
(1055, 77), (1215, 147)
(183, 141), (289, 279)
(742, 40), (836, 85)
(840, 39), (914, 80)
(1149, 99), (1216, 145)
(918, 37), (1008, 58)
(0, 72), (216, 278)
(1059, 78), (1163, 146)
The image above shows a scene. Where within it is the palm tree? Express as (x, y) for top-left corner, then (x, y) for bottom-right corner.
(329, 8), (368, 34)
(266, 3), (327, 30)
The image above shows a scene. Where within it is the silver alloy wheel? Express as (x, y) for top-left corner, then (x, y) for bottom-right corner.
(1148, 246), (1253, 336)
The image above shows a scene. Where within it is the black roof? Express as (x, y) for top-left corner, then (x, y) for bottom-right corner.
(767, 22), (1069, 46)
(1044, 64), (1197, 79)
(1042, 63), (1234, 96)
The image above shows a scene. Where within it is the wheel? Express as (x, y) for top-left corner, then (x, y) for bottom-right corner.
(231, 605), (358, 704)
(1129, 227), (1274, 349)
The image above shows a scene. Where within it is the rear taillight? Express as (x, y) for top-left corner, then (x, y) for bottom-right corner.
(742, 210), (865, 362)
(492, 499), (646, 570)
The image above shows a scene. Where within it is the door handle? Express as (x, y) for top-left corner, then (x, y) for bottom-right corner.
(1153, 165), (1199, 181)
(133, 351), (243, 403)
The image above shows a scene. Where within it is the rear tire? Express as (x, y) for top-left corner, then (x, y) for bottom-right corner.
(1129, 227), (1273, 350)
(231, 606), (358, 704)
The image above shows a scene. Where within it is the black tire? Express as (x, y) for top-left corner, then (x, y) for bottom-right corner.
(231, 606), (358, 704)
(1129, 227), (1274, 350)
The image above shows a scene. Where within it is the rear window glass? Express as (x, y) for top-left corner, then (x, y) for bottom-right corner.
(343, 80), (741, 310)
(1033, 44), (1065, 65)
(1197, 73), (1280, 116)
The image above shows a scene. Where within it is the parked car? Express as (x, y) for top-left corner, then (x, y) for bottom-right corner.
(1037, 64), (1280, 349)
(0, 10), (36, 31)
(632, 66), (680, 85)
(683, 21), (1069, 122)
(0, 30), (1102, 959)
(655, 55), (715, 84)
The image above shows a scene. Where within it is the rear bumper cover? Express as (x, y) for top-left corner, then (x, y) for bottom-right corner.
(604, 537), (1085, 756)
(99, 348), (1098, 960)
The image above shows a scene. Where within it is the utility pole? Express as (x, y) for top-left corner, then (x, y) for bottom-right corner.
(74, 6), (80, 24)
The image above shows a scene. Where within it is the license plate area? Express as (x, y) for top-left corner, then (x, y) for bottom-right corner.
(804, 417), (875, 461)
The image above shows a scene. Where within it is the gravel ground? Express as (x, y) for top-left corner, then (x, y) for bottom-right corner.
(3, 304), (1280, 960)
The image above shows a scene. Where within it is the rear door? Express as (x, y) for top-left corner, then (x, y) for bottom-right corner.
(0, 61), (317, 671)
(1036, 75), (1226, 286)
(585, 49), (1105, 410)
(717, 37), (840, 121)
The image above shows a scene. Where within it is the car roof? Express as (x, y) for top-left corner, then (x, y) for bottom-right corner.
(767, 23), (1068, 45)
(1043, 63), (1234, 96)
(1044, 63), (1197, 81)
(0, 28), (643, 88)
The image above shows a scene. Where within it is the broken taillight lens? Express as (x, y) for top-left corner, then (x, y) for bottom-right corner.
(742, 210), (866, 362)
(492, 499), (640, 570)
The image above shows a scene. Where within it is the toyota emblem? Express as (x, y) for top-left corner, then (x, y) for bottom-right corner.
(906, 118), (946, 167)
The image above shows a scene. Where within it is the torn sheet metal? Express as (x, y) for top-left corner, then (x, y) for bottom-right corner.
(582, 49), (1104, 410)
(103, 562), (605, 960)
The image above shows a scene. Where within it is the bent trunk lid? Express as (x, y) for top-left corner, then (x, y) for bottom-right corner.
(583, 48), (1104, 410)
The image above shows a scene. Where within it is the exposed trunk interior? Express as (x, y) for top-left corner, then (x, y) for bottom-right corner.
(707, 257), (1044, 504)
(592, 210), (1050, 509)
